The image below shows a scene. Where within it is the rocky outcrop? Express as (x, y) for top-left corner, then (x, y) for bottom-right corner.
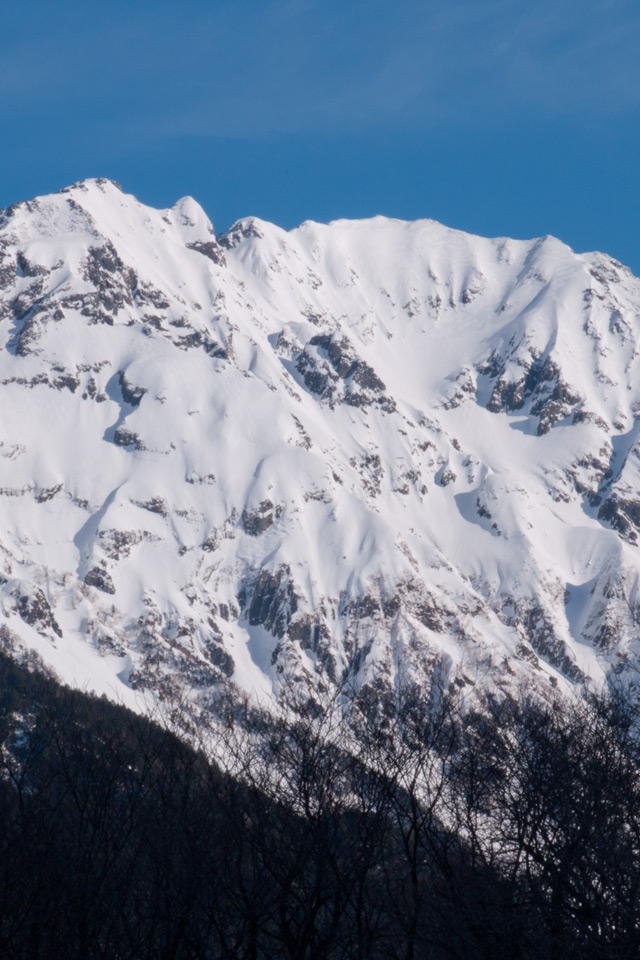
(483, 353), (582, 434)
(296, 333), (396, 411)
(84, 567), (116, 595)
(12, 584), (62, 638)
(239, 568), (299, 639)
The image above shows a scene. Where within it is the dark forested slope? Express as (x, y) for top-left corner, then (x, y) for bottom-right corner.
(2, 654), (640, 958)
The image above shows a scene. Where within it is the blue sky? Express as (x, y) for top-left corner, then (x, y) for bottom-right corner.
(2, 0), (640, 270)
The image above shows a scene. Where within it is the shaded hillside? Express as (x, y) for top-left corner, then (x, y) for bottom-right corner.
(2, 652), (640, 958)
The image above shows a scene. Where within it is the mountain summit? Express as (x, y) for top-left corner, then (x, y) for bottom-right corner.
(1, 178), (640, 711)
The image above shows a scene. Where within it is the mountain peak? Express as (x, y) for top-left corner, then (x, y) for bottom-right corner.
(168, 195), (216, 243)
(59, 177), (125, 196)
(1, 182), (640, 716)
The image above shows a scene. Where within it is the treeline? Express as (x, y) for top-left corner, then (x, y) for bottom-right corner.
(2, 651), (640, 959)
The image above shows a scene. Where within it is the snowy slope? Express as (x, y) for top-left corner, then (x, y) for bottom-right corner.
(1, 177), (640, 711)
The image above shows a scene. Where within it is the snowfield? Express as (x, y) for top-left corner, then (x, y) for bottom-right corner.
(1, 177), (640, 712)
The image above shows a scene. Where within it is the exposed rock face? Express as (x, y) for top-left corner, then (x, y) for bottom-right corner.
(186, 240), (227, 267)
(3, 179), (640, 718)
(84, 567), (116, 595)
(241, 500), (280, 537)
(483, 350), (583, 434)
(598, 497), (640, 545)
(12, 584), (63, 637)
(239, 567), (299, 638)
(296, 333), (395, 411)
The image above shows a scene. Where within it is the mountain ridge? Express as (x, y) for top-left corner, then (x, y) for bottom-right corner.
(1, 177), (640, 715)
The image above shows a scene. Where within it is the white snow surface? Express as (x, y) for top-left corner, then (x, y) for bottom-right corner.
(1, 177), (640, 710)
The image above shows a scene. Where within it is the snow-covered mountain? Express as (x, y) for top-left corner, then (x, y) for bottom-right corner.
(1, 177), (640, 712)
